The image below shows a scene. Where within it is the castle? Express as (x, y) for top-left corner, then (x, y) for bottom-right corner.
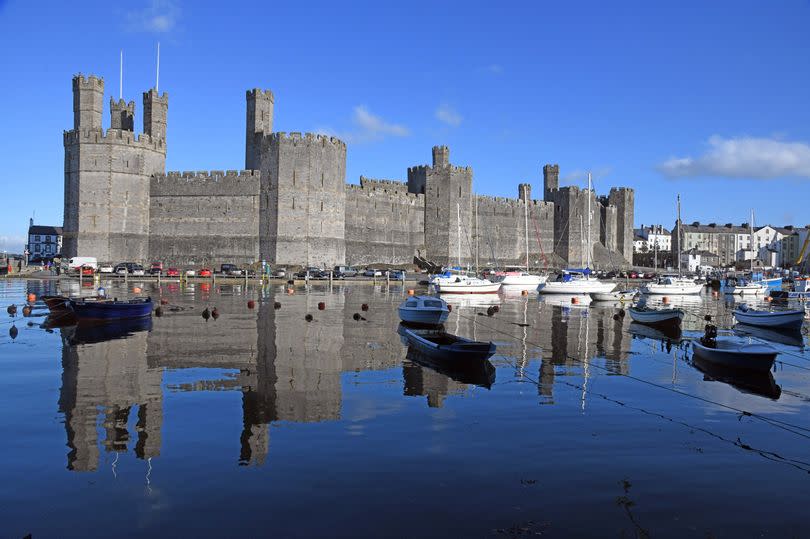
(63, 74), (634, 268)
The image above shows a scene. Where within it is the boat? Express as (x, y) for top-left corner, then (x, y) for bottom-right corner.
(429, 269), (467, 287)
(539, 269), (617, 294)
(691, 338), (778, 372)
(68, 297), (153, 321)
(398, 324), (496, 362)
(41, 295), (71, 312)
(725, 276), (768, 296)
(591, 288), (638, 302)
(398, 295), (450, 326)
(642, 275), (704, 295)
(732, 304), (805, 330)
(692, 355), (781, 400)
(628, 305), (685, 327)
(770, 277), (810, 300)
(437, 277), (501, 294)
(403, 343), (496, 389)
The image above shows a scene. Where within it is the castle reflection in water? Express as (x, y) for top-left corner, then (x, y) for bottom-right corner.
(56, 283), (634, 471)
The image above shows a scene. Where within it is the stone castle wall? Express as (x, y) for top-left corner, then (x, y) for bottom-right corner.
(148, 170), (261, 266)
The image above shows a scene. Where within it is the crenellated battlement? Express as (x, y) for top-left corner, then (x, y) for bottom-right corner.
(111, 98), (135, 109)
(346, 182), (424, 204)
(151, 170), (261, 197)
(72, 74), (104, 89)
(246, 88), (274, 102)
(359, 177), (408, 191)
(475, 194), (551, 208)
(143, 88), (169, 102)
(269, 131), (346, 148)
(63, 127), (166, 151)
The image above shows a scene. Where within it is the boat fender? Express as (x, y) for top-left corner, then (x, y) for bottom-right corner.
(133, 287), (142, 294)
(27, 293), (36, 302)
(407, 289), (415, 296)
(318, 302), (326, 310)
(211, 307), (219, 320)
(619, 310), (626, 318)
(202, 308), (210, 321)
(361, 304), (369, 311)
(447, 304), (452, 312)
(305, 314), (313, 322)
(571, 297), (579, 304)
(22, 306), (32, 317)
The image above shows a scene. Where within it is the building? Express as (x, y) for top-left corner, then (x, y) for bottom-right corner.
(674, 222), (749, 267)
(26, 219), (62, 262)
(681, 248), (720, 273)
(63, 72), (635, 269)
(635, 224), (671, 252)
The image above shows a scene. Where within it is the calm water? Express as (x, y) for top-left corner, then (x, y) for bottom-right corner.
(1, 278), (809, 538)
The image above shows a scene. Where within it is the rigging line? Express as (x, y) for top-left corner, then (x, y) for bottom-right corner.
(452, 310), (810, 438)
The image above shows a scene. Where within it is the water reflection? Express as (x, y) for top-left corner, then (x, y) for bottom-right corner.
(691, 355), (782, 400)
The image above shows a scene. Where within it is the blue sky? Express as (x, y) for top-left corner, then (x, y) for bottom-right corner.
(1, 0), (809, 252)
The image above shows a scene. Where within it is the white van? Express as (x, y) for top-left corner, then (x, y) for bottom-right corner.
(66, 257), (98, 271)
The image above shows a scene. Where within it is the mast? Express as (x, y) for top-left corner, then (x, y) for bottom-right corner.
(587, 172), (592, 269)
(750, 209), (755, 272)
(524, 197), (530, 272)
(580, 214), (584, 268)
(677, 195), (682, 277)
(457, 203), (461, 269)
(475, 198), (479, 273)
(155, 42), (160, 93)
(119, 50), (123, 100)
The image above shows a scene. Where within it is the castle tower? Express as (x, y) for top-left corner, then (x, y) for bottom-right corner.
(143, 89), (168, 140)
(72, 75), (104, 130)
(432, 145), (450, 168)
(245, 89), (274, 170)
(63, 74), (167, 262)
(543, 164), (559, 201)
(110, 98), (135, 131)
(608, 187), (635, 264)
(518, 183), (532, 201)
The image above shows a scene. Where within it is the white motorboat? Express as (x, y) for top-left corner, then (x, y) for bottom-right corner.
(429, 270), (467, 287)
(398, 295), (450, 326)
(642, 275), (704, 295)
(733, 304), (805, 330)
(591, 289), (638, 302)
(628, 305), (685, 326)
(539, 269), (616, 294)
(692, 338), (778, 372)
(438, 277), (501, 294)
(725, 278), (768, 296)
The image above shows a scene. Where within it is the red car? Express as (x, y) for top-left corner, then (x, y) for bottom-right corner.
(166, 267), (180, 277)
(199, 268), (212, 277)
(629, 271), (639, 279)
(80, 265), (94, 276)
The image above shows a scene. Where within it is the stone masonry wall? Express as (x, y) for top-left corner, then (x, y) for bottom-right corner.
(345, 178), (425, 265)
(148, 170), (260, 266)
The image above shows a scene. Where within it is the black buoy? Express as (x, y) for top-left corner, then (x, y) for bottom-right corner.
(155, 306), (163, 317)
(361, 304), (369, 312)
(486, 306), (496, 317)
(7, 304), (17, 316)
(202, 307), (210, 321)
(9, 325), (18, 340)
(273, 301), (281, 310)
(704, 314), (712, 321)
(618, 310), (626, 318)
(353, 313), (361, 321)
(305, 314), (313, 322)
(613, 314), (620, 321)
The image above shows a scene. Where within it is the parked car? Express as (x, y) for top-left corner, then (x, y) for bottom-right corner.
(629, 271), (639, 279)
(220, 263), (243, 276)
(166, 267), (180, 277)
(185, 269), (196, 277)
(98, 264), (114, 274)
(80, 265), (94, 276)
(333, 265), (358, 278)
(643, 272), (656, 279)
(131, 264), (145, 276)
(149, 262), (163, 275)
(296, 267), (324, 279)
(364, 268), (383, 277)
(388, 269), (406, 280)
(199, 268), (212, 277)
(273, 267), (287, 278)
(114, 263), (130, 275)
(66, 257), (98, 272)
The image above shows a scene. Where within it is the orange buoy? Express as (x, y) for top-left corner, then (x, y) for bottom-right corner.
(521, 289), (528, 296)
(22, 306), (32, 317)
(318, 302), (326, 310)
(211, 307), (220, 320)
(765, 296), (772, 302)
(27, 293), (36, 303)
(712, 291), (719, 298)
(407, 289), (415, 296)
(286, 287), (295, 295)
(571, 297), (579, 304)
(133, 286), (142, 294)
(447, 304), (452, 312)
(247, 300), (256, 309)
(662, 296), (669, 304)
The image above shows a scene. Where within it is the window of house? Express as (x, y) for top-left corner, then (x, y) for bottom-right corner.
(34, 235), (40, 242)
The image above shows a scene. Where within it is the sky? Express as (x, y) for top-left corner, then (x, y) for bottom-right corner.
(1, 0), (809, 253)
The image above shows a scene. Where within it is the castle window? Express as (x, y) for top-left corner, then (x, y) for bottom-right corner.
(292, 198), (295, 210)
(321, 172), (324, 187)
(459, 186), (461, 197)
(321, 201), (324, 211)
(293, 171), (296, 186)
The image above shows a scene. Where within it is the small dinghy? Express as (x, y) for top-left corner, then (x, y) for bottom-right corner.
(398, 296), (450, 327)
(591, 289), (638, 302)
(692, 339), (778, 372)
(733, 303), (805, 330)
(68, 297), (153, 321)
(628, 305), (685, 327)
(398, 324), (496, 362)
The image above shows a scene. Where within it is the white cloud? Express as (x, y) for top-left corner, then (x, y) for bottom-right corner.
(659, 135), (810, 179)
(435, 103), (463, 127)
(316, 106), (409, 144)
(127, 0), (180, 33)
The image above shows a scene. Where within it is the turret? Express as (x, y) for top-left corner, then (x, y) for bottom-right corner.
(72, 75), (104, 130)
(543, 164), (559, 201)
(245, 89), (274, 170)
(143, 89), (168, 140)
(110, 98), (135, 131)
(518, 183), (531, 201)
(432, 145), (449, 168)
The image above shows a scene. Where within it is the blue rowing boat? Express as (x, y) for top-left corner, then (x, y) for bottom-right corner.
(68, 297), (153, 320)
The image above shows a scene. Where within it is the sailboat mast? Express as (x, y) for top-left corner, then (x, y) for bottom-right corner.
(587, 172), (592, 269)
(677, 195), (682, 277)
(524, 198), (529, 272)
(580, 214), (584, 268)
(750, 209), (755, 272)
(457, 203), (461, 269)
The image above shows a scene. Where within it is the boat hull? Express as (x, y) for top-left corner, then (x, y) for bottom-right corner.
(398, 307), (449, 327)
(399, 326), (496, 362)
(733, 309), (805, 329)
(628, 307), (684, 327)
(499, 274), (547, 286)
(68, 298), (153, 320)
(726, 285), (767, 296)
(642, 282), (704, 295)
(591, 290), (637, 302)
(692, 340), (777, 372)
(437, 282), (501, 294)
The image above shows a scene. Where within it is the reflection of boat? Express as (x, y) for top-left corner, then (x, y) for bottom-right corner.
(591, 289), (637, 302)
(66, 317), (154, 345)
(397, 324), (496, 361)
(691, 338), (778, 372)
(398, 296), (449, 326)
(628, 321), (683, 343)
(733, 304), (805, 330)
(404, 344), (496, 389)
(441, 293), (501, 309)
(733, 323), (805, 348)
(628, 306), (684, 327)
(692, 355), (781, 400)
(68, 297), (153, 320)
(539, 293), (592, 308)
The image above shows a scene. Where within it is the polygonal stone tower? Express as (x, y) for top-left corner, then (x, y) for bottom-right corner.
(245, 89), (274, 170)
(110, 98), (135, 131)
